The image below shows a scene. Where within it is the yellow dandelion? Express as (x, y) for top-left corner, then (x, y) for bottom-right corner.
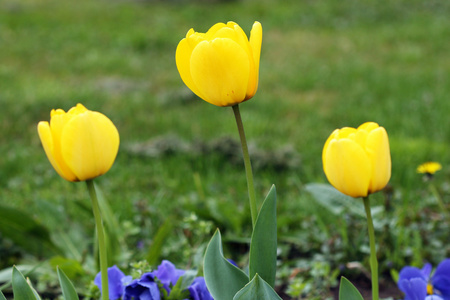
(417, 162), (442, 175)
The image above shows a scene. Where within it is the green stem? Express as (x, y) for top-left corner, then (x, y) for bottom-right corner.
(232, 105), (257, 229)
(363, 196), (379, 300)
(87, 180), (109, 300)
(430, 183), (446, 214)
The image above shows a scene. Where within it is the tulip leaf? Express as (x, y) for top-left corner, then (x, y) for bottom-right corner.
(339, 277), (363, 300)
(12, 266), (40, 300)
(0, 290), (6, 300)
(204, 229), (249, 300)
(0, 265), (36, 284)
(249, 185), (277, 287)
(0, 204), (60, 257)
(233, 274), (282, 300)
(57, 267), (80, 300)
(305, 183), (365, 217)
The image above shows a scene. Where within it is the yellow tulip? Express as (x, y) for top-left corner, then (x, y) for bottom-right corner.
(322, 122), (391, 198)
(176, 21), (262, 107)
(37, 103), (120, 182)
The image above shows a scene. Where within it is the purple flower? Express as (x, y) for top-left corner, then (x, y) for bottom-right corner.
(188, 277), (214, 300)
(152, 260), (185, 293)
(94, 261), (214, 300)
(123, 272), (161, 300)
(94, 265), (129, 300)
(432, 259), (450, 300)
(398, 261), (450, 300)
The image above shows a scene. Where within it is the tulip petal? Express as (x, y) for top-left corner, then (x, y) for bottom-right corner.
(204, 22), (260, 100)
(248, 21), (262, 98)
(322, 129), (339, 167)
(61, 111), (119, 181)
(205, 22), (227, 39)
(176, 38), (206, 100)
(365, 127), (391, 193)
(190, 38), (250, 107)
(38, 121), (77, 182)
(324, 139), (372, 198)
(358, 122), (379, 132)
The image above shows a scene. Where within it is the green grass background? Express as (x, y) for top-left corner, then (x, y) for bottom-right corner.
(1, 0), (449, 296)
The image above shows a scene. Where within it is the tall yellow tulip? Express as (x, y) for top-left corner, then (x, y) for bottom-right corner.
(322, 122), (391, 198)
(176, 21), (262, 107)
(37, 103), (120, 182)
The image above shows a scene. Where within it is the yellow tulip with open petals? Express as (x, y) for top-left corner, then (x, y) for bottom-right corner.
(38, 103), (120, 182)
(176, 21), (262, 107)
(322, 122), (391, 198)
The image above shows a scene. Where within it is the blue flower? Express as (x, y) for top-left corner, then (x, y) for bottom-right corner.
(432, 259), (450, 300)
(123, 272), (161, 300)
(398, 260), (450, 300)
(94, 261), (214, 300)
(152, 260), (185, 293)
(94, 265), (130, 300)
(188, 277), (214, 300)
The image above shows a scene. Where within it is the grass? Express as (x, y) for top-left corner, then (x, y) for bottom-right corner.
(1, 0), (450, 298)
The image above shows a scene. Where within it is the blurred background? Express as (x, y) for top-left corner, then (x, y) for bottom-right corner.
(1, 0), (449, 298)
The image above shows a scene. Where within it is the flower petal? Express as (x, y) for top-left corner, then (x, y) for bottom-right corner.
(94, 265), (126, 300)
(37, 121), (77, 181)
(324, 138), (371, 197)
(421, 263), (433, 279)
(152, 260), (185, 293)
(398, 278), (427, 300)
(399, 266), (428, 282)
(189, 277), (214, 300)
(61, 111), (119, 181)
(365, 127), (391, 193)
(248, 21), (262, 98)
(190, 38), (250, 106)
(432, 259), (450, 299)
(176, 38), (206, 100)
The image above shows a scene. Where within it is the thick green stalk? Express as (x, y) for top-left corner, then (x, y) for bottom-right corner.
(363, 196), (379, 300)
(86, 180), (109, 300)
(232, 105), (257, 228)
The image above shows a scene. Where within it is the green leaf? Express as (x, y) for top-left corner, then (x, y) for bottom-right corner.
(166, 272), (193, 300)
(390, 268), (399, 283)
(0, 265), (34, 283)
(0, 290), (6, 300)
(146, 219), (173, 266)
(233, 274), (282, 300)
(50, 256), (83, 279)
(57, 267), (80, 300)
(249, 185), (277, 287)
(305, 183), (365, 217)
(12, 266), (39, 300)
(203, 229), (249, 300)
(94, 183), (128, 265)
(0, 204), (61, 257)
(339, 277), (363, 300)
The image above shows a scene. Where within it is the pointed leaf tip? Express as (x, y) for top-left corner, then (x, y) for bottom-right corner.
(339, 277), (364, 300)
(204, 229), (249, 300)
(249, 185), (277, 287)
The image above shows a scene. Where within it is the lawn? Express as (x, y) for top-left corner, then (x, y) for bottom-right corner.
(1, 0), (449, 298)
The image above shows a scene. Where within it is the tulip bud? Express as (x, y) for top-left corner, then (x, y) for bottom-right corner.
(176, 21), (262, 107)
(38, 103), (120, 182)
(322, 122), (391, 198)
